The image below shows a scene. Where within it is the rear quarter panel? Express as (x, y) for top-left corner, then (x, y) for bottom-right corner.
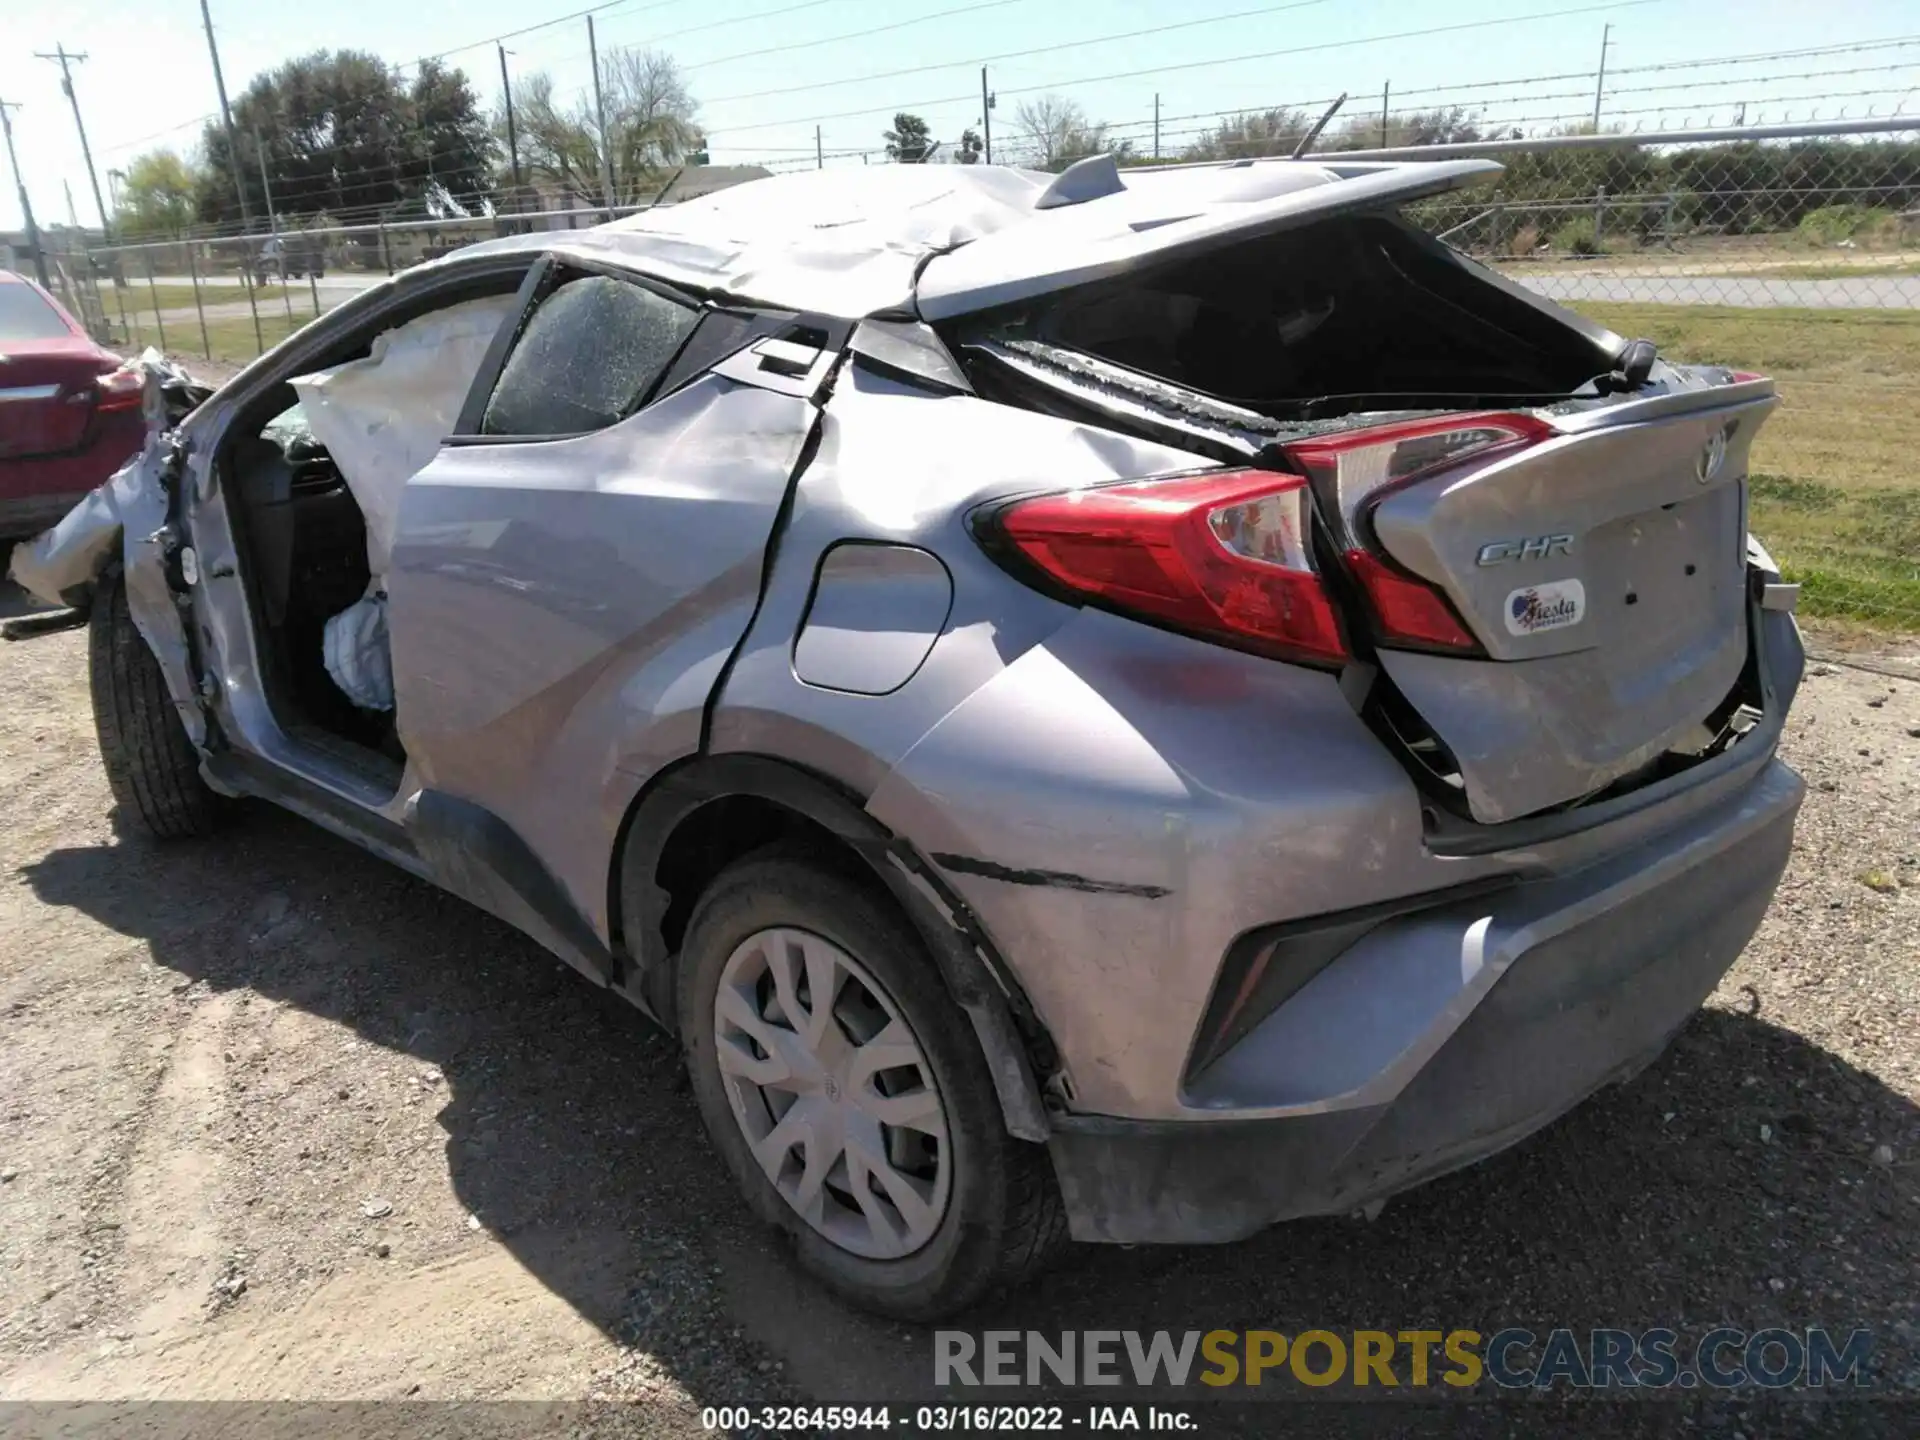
(710, 364), (1499, 1115)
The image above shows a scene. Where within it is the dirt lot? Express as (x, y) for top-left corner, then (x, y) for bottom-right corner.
(0, 580), (1916, 1433)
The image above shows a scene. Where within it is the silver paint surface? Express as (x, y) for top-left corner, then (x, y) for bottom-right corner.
(13, 208), (1807, 1145)
(793, 544), (954, 696)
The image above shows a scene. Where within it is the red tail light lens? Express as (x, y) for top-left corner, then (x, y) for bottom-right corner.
(1341, 550), (1476, 651)
(1281, 413), (1554, 654)
(992, 470), (1348, 667)
(94, 363), (144, 413)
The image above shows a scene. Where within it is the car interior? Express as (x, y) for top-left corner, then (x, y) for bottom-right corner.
(217, 269), (531, 789)
(989, 213), (1615, 418)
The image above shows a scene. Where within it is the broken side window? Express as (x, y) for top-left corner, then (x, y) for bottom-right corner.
(481, 273), (700, 438)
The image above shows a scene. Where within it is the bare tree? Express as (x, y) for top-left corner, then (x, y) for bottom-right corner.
(602, 46), (700, 179)
(1013, 94), (1128, 172)
(506, 47), (700, 206)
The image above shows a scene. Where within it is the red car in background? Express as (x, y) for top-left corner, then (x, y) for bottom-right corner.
(0, 270), (145, 540)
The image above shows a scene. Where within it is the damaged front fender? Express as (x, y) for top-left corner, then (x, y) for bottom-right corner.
(7, 351), (214, 748)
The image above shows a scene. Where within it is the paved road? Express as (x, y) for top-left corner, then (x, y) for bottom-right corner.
(1513, 272), (1917, 309)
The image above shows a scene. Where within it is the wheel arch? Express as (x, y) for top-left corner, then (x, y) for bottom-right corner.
(611, 752), (1055, 1141)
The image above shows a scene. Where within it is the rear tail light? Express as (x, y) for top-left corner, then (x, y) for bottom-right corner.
(1280, 413), (1554, 654)
(94, 363), (144, 413)
(987, 469), (1348, 667)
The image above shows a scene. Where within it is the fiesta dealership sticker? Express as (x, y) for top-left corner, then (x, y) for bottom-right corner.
(1504, 579), (1586, 636)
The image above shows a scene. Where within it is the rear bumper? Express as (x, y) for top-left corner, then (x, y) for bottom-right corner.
(1045, 755), (1802, 1244)
(0, 415), (144, 539)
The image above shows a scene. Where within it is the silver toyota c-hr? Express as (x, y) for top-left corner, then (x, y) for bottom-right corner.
(13, 156), (1805, 1319)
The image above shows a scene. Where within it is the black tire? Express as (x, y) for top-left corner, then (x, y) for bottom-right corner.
(88, 572), (224, 839)
(678, 853), (1066, 1321)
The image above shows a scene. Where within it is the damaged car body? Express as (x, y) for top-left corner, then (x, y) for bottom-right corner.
(11, 154), (1806, 1319)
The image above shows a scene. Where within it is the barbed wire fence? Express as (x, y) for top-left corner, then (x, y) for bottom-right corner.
(22, 115), (1919, 642)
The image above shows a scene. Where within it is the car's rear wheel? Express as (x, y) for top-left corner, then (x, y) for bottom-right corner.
(677, 853), (1065, 1319)
(88, 571), (225, 839)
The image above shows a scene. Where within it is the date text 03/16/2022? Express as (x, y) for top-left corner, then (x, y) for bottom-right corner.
(699, 1406), (1192, 1431)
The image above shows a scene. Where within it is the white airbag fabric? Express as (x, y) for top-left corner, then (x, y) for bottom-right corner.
(323, 588), (394, 712)
(291, 294), (517, 579)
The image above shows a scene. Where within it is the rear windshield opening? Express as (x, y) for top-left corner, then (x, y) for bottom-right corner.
(960, 212), (1614, 423)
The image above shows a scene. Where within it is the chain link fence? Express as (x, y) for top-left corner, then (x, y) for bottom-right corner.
(33, 120), (1920, 636)
(1393, 119), (1919, 639)
(33, 202), (644, 373)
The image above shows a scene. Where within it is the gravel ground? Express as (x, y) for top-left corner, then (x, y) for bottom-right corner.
(0, 560), (1914, 1437)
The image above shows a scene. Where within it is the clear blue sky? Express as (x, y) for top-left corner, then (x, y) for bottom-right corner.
(3, 0), (1916, 230)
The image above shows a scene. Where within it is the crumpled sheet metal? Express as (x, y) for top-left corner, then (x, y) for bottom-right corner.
(7, 350), (211, 747)
(458, 164), (1053, 318)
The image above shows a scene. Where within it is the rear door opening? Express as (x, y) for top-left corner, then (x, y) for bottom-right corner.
(947, 196), (1776, 826)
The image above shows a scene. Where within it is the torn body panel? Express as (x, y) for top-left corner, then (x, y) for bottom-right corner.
(705, 363), (1209, 793)
(387, 370), (820, 944)
(915, 159), (1503, 319)
(9, 353), (213, 746)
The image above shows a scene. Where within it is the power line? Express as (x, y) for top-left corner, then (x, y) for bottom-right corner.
(682, 0), (1029, 74)
(702, 0), (1332, 107)
(704, 0), (1668, 136)
(94, 28), (1917, 164)
(89, 0), (846, 163)
(422, 0), (690, 65)
(617, 0), (849, 49)
(1608, 60), (1920, 96)
(1609, 34), (1920, 76)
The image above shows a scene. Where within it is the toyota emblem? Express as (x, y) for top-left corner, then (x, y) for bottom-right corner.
(1697, 424), (1733, 484)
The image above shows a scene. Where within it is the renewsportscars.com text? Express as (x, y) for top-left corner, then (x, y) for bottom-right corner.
(934, 1328), (1874, 1391)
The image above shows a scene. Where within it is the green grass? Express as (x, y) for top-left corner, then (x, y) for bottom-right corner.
(1757, 260), (1920, 280)
(111, 293), (320, 366)
(111, 308), (311, 367)
(111, 281), (257, 309)
(1580, 302), (1920, 632)
(196, 312), (311, 364)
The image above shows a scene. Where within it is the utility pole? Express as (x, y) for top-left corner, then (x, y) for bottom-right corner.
(1381, 80), (1391, 147)
(35, 45), (111, 238)
(588, 16), (616, 216)
(0, 99), (52, 288)
(253, 128), (279, 237)
(199, 0), (253, 234)
(980, 67), (994, 165)
(498, 44), (523, 208)
(255, 128), (293, 322)
(815, 125), (823, 169)
(1153, 93), (1160, 160)
(1592, 23), (1612, 130)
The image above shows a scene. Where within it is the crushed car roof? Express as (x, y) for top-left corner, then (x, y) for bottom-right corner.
(458, 157), (1502, 320)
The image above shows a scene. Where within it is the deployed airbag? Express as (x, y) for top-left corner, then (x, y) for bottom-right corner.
(291, 294), (517, 579)
(323, 588), (394, 711)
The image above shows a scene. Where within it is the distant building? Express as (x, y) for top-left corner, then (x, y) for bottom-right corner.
(520, 163), (773, 230)
(648, 165), (773, 205)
